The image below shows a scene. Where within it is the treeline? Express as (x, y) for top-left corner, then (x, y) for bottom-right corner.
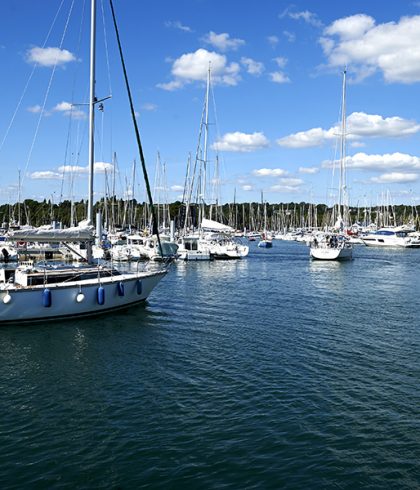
(1, 199), (419, 230)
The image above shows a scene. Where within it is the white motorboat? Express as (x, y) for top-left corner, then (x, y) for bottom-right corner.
(360, 227), (420, 248)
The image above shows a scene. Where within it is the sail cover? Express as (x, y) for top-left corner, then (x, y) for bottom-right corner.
(201, 218), (234, 232)
(9, 225), (95, 242)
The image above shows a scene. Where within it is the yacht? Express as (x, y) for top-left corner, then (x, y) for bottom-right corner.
(360, 227), (420, 248)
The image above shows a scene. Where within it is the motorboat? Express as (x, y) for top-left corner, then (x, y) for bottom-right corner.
(360, 227), (420, 248)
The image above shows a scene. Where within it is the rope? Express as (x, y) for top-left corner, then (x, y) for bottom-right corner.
(109, 0), (163, 258)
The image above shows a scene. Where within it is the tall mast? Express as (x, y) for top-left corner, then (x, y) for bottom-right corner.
(338, 67), (347, 223)
(87, 0), (97, 225)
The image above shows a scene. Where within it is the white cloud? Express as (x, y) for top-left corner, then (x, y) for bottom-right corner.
(158, 49), (241, 90)
(30, 171), (61, 180)
(278, 127), (334, 148)
(57, 162), (114, 175)
(253, 168), (288, 177)
(274, 57), (288, 68)
(299, 166), (320, 174)
(53, 101), (86, 119)
(267, 35), (279, 47)
(269, 57), (290, 83)
(27, 105), (42, 113)
(141, 103), (157, 111)
(324, 152), (420, 172)
(283, 31), (296, 43)
(164, 21), (192, 32)
(370, 172), (419, 184)
(347, 112), (420, 137)
(269, 71), (291, 83)
(320, 14), (420, 83)
(282, 9), (323, 28)
(242, 184), (253, 191)
(26, 47), (76, 67)
(202, 31), (245, 51)
(94, 161), (114, 174)
(58, 165), (86, 173)
(277, 112), (420, 148)
(171, 185), (184, 192)
(268, 184), (301, 193)
(279, 177), (304, 186)
(241, 57), (264, 76)
(212, 132), (269, 152)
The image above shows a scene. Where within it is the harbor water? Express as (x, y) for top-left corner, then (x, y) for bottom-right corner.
(1, 240), (419, 488)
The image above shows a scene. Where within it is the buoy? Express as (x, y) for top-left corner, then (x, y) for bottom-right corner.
(97, 286), (105, 305)
(76, 292), (85, 303)
(117, 282), (125, 297)
(42, 288), (52, 307)
(136, 280), (142, 295)
(3, 293), (11, 304)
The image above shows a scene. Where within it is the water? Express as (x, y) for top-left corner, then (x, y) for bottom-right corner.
(1, 241), (420, 488)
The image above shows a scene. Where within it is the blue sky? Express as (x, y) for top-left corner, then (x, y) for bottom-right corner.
(2, 0), (420, 207)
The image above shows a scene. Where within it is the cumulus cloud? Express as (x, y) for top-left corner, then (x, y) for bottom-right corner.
(269, 71), (291, 83)
(26, 47), (76, 67)
(280, 8), (323, 28)
(242, 184), (253, 191)
(324, 152), (420, 172)
(269, 57), (290, 83)
(299, 166), (320, 174)
(30, 171), (61, 180)
(283, 31), (296, 43)
(57, 162), (114, 175)
(202, 31), (245, 51)
(241, 57), (264, 75)
(171, 184), (184, 192)
(53, 101), (86, 119)
(141, 103), (157, 111)
(267, 35), (279, 47)
(277, 112), (420, 148)
(320, 14), (420, 83)
(370, 172), (419, 184)
(27, 105), (42, 113)
(279, 177), (304, 186)
(212, 132), (269, 152)
(158, 49), (241, 90)
(253, 168), (288, 177)
(269, 184), (301, 193)
(164, 20), (192, 32)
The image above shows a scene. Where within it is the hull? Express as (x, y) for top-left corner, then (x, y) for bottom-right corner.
(310, 245), (352, 261)
(361, 239), (420, 248)
(0, 270), (166, 324)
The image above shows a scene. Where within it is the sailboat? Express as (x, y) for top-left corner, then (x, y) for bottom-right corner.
(258, 200), (273, 248)
(310, 69), (352, 261)
(179, 65), (249, 260)
(0, 0), (167, 324)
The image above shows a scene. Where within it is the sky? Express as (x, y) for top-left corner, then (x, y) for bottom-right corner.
(2, 0), (420, 207)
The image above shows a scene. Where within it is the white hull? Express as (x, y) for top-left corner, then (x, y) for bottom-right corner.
(178, 250), (212, 261)
(310, 245), (352, 260)
(0, 270), (165, 324)
(361, 238), (420, 248)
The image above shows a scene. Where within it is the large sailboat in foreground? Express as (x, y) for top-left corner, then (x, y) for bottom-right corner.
(0, 0), (166, 324)
(310, 69), (353, 261)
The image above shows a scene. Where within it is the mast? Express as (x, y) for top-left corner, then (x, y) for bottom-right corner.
(87, 0), (97, 225)
(338, 67), (347, 227)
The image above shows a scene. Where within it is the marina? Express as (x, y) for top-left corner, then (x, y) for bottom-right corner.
(2, 0), (420, 487)
(1, 240), (420, 488)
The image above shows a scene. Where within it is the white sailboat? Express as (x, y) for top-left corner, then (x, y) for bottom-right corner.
(0, 0), (167, 324)
(310, 69), (353, 261)
(180, 65), (249, 260)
